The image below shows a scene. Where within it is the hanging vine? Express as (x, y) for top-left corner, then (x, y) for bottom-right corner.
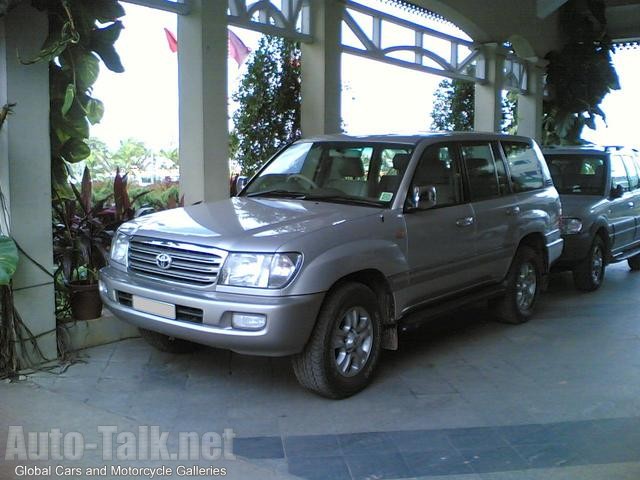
(542, 0), (620, 145)
(23, 0), (125, 189)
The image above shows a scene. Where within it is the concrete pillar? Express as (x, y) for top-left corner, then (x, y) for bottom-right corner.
(474, 43), (505, 133)
(301, 0), (342, 136)
(178, 0), (229, 204)
(517, 60), (546, 142)
(0, 5), (57, 362)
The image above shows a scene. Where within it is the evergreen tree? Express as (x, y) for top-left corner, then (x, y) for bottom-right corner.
(430, 78), (518, 134)
(430, 79), (475, 131)
(230, 36), (301, 176)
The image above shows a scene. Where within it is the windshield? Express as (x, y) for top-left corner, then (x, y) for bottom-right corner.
(545, 154), (607, 195)
(242, 141), (414, 207)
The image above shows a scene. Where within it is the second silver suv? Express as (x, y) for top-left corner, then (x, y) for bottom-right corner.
(100, 133), (563, 398)
(544, 145), (640, 291)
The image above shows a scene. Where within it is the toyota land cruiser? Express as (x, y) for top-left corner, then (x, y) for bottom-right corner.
(100, 133), (563, 398)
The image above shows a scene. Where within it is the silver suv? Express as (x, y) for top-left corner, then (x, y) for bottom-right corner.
(543, 145), (640, 291)
(100, 133), (563, 398)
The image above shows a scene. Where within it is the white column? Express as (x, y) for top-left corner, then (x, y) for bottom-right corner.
(474, 43), (505, 133)
(178, 0), (229, 204)
(300, 0), (342, 136)
(0, 5), (56, 361)
(517, 60), (546, 143)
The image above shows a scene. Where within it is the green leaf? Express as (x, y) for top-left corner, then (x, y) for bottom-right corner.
(75, 53), (100, 90)
(90, 21), (125, 73)
(0, 236), (19, 286)
(85, 98), (104, 125)
(61, 84), (75, 116)
(61, 138), (91, 163)
(89, 0), (126, 22)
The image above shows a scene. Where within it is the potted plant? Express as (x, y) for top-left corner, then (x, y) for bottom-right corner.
(53, 167), (111, 320)
(53, 167), (147, 320)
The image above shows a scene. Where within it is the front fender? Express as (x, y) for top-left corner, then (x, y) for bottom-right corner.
(280, 211), (409, 295)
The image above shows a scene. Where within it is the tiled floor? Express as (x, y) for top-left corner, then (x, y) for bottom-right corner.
(3, 263), (640, 479)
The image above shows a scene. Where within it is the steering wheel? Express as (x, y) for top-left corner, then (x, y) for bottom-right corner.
(286, 174), (318, 190)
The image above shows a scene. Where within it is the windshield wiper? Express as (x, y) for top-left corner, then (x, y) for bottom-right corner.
(246, 189), (307, 198)
(303, 194), (384, 208)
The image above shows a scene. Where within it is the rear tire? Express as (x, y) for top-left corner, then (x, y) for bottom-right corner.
(139, 328), (202, 354)
(572, 236), (606, 292)
(292, 282), (382, 399)
(491, 246), (542, 325)
(628, 254), (640, 271)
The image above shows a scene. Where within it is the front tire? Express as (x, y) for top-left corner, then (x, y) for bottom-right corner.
(572, 236), (606, 291)
(492, 246), (542, 325)
(139, 328), (202, 354)
(292, 282), (382, 399)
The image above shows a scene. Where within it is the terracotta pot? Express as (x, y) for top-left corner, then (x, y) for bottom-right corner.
(69, 281), (102, 320)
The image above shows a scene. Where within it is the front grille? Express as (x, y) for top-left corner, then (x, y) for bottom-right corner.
(128, 237), (225, 287)
(116, 291), (204, 324)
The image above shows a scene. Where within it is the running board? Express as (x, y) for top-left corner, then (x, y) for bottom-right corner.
(399, 284), (506, 330)
(612, 245), (640, 262)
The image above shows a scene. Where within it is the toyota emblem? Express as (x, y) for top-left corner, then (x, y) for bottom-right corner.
(155, 253), (173, 270)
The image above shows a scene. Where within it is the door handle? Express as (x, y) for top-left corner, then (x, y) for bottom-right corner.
(506, 206), (521, 216)
(456, 217), (475, 227)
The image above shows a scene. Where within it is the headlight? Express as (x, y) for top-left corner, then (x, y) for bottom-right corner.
(219, 253), (302, 288)
(561, 217), (583, 235)
(110, 232), (130, 266)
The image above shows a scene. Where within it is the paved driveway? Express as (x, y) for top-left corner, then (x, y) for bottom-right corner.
(2, 263), (640, 479)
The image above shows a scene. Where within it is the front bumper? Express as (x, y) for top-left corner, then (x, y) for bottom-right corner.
(99, 266), (324, 356)
(554, 232), (593, 268)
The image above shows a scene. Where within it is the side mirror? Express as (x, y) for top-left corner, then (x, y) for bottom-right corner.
(610, 184), (624, 199)
(410, 185), (437, 210)
(233, 176), (248, 196)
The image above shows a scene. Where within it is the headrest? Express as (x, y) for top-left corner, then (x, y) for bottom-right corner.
(466, 157), (491, 173)
(392, 153), (411, 172)
(337, 157), (364, 177)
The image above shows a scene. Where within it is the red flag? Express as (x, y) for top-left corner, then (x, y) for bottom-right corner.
(164, 27), (177, 53)
(163, 27), (251, 67)
(228, 29), (251, 66)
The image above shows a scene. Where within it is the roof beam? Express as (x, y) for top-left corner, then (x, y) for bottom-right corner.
(537, 0), (569, 18)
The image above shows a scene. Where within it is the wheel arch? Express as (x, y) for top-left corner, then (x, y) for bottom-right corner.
(518, 232), (547, 272)
(329, 269), (398, 350)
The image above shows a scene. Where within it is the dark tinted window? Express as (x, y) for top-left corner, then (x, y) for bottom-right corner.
(410, 144), (462, 207)
(545, 154), (606, 195)
(502, 142), (544, 192)
(610, 155), (630, 191)
(460, 143), (505, 201)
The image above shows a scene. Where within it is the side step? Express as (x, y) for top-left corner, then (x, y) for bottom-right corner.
(612, 245), (640, 262)
(399, 284), (505, 330)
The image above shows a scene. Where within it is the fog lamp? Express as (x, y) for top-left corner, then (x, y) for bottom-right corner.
(231, 313), (267, 331)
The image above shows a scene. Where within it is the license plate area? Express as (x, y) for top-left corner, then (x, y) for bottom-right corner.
(132, 295), (176, 320)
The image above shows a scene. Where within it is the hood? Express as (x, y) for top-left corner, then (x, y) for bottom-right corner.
(124, 197), (381, 252)
(559, 194), (608, 219)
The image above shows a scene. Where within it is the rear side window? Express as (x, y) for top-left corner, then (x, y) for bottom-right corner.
(460, 143), (506, 201)
(622, 155), (639, 190)
(502, 142), (545, 192)
(610, 155), (630, 191)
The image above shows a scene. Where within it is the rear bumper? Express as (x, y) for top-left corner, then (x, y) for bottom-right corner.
(99, 266), (324, 356)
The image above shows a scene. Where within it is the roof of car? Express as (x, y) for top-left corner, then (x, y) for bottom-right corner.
(300, 132), (535, 145)
(543, 144), (639, 155)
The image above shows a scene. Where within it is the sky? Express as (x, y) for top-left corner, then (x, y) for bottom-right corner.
(90, 2), (640, 153)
